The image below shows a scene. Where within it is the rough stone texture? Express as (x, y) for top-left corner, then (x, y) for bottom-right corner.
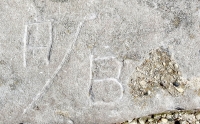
(129, 48), (185, 97)
(0, 0), (200, 123)
(121, 110), (200, 124)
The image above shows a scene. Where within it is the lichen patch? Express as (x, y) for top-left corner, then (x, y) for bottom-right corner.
(129, 48), (185, 97)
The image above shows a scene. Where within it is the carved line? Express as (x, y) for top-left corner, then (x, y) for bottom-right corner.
(23, 14), (97, 114)
(23, 21), (84, 115)
(94, 56), (116, 61)
(47, 22), (53, 65)
(89, 53), (94, 103)
(117, 61), (123, 80)
(24, 21), (53, 67)
(93, 56), (122, 79)
(90, 54), (93, 82)
(92, 78), (124, 104)
(89, 53), (124, 103)
(23, 25), (28, 67)
(27, 21), (51, 26)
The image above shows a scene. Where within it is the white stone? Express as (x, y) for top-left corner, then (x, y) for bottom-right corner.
(196, 113), (200, 120)
(175, 87), (184, 93)
(161, 118), (168, 123)
(138, 118), (146, 124)
(130, 120), (138, 124)
(139, 80), (147, 88)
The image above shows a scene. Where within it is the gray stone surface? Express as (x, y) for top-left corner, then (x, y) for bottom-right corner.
(0, 0), (200, 123)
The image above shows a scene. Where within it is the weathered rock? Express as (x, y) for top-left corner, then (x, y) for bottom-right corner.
(1, 0), (200, 123)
